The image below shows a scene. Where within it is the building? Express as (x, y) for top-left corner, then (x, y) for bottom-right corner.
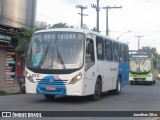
(0, 0), (37, 93)
(36, 21), (47, 30)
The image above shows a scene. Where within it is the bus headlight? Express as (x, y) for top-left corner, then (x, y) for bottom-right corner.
(69, 72), (82, 84)
(25, 71), (34, 83)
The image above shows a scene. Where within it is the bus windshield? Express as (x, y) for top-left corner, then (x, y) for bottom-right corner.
(27, 32), (84, 70)
(129, 59), (151, 73)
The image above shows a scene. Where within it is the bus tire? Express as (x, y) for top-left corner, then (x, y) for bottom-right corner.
(44, 94), (55, 101)
(89, 78), (102, 101)
(153, 80), (155, 84)
(130, 81), (133, 85)
(114, 76), (121, 95)
(149, 81), (153, 85)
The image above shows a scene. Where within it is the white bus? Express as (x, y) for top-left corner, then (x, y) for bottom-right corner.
(25, 28), (129, 101)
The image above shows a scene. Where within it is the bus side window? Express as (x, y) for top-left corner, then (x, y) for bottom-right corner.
(113, 42), (119, 62)
(85, 38), (95, 70)
(120, 44), (125, 62)
(124, 45), (129, 62)
(105, 39), (112, 61)
(96, 36), (104, 60)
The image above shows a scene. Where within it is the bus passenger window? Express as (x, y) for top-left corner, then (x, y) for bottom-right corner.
(124, 45), (129, 62)
(85, 39), (95, 70)
(120, 44), (125, 62)
(105, 39), (112, 61)
(113, 42), (119, 62)
(96, 37), (104, 60)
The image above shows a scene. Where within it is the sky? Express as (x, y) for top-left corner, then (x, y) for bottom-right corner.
(36, 0), (160, 53)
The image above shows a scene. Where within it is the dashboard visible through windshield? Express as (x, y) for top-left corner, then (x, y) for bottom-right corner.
(26, 32), (85, 70)
(129, 59), (151, 73)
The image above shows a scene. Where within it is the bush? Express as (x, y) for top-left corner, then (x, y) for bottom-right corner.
(0, 90), (7, 96)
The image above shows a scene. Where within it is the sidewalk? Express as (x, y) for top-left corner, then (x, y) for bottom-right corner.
(0, 83), (20, 94)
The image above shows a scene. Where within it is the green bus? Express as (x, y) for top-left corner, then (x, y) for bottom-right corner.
(129, 53), (156, 85)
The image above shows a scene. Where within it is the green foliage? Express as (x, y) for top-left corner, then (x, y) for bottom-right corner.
(14, 28), (33, 57)
(0, 90), (7, 96)
(14, 23), (73, 58)
(149, 47), (158, 68)
(142, 46), (158, 68)
(48, 22), (74, 28)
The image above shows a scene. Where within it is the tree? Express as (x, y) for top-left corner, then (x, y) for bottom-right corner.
(151, 47), (158, 68)
(142, 46), (158, 68)
(13, 28), (33, 57)
(48, 22), (74, 28)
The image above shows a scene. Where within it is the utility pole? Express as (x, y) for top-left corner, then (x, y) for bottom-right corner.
(135, 35), (144, 52)
(91, 0), (100, 32)
(75, 5), (88, 28)
(102, 6), (122, 36)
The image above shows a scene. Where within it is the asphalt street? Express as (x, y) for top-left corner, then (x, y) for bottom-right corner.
(1, 80), (160, 120)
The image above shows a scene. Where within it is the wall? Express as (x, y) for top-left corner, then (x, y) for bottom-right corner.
(0, 47), (6, 84)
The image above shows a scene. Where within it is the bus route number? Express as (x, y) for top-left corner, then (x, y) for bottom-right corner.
(32, 74), (39, 78)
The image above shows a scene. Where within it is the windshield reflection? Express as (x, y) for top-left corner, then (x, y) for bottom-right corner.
(27, 32), (84, 70)
(129, 59), (151, 73)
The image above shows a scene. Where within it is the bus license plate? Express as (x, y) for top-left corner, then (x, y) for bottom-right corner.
(46, 86), (56, 91)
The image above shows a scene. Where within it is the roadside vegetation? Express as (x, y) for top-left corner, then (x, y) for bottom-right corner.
(0, 90), (7, 96)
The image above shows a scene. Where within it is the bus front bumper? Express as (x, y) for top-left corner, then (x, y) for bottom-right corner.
(25, 79), (84, 96)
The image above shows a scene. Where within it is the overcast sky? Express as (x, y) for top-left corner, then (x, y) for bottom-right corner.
(36, 0), (160, 53)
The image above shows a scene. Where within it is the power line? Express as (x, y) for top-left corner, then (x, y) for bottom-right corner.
(114, 0), (122, 6)
(112, 10), (133, 31)
(102, 5), (122, 36)
(75, 4), (88, 28)
(121, 9), (137, 31)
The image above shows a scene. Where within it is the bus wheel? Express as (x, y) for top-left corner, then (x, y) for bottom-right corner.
(149, 81), (153, 85)
(89, 78), (102, 101)
(153, 81), (156, 84)
(114, 76), (121, 95)
(130, 81), (133, 85)
(44, 94), (55, 101)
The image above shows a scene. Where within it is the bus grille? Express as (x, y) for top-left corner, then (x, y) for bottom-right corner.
(36, 79), (68, 85)
(133, 78), (146, 81)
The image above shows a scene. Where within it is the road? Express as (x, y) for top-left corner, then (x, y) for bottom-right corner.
(1, 81), (160, 120)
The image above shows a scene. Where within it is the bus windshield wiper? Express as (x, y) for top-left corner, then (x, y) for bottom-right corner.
(133, 58), (140, 72)
(57, 46), (66, 69)
(38, 43), (50, 68)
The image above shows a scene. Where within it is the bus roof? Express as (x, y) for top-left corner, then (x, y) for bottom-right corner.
(34, 28), (128, 45)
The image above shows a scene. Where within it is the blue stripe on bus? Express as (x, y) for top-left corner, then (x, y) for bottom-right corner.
(119, 63), (129, 87)
(36, 76), (66, 95)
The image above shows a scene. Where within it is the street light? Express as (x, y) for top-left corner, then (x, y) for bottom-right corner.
(116, 31), (131, 40)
